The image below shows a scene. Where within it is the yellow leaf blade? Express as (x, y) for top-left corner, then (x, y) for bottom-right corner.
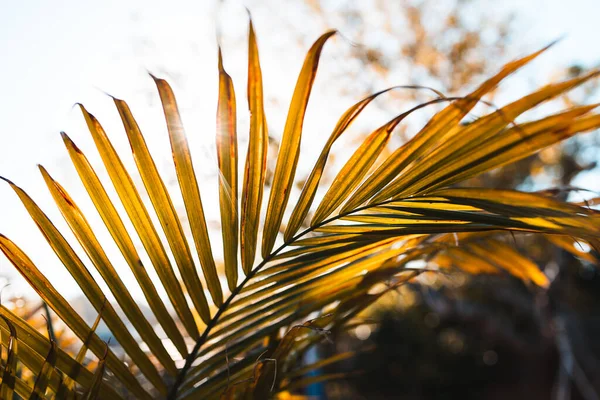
(113, 98), (211, 324)
(375, 72), (600, 201)
(311, 118), (398, 225)
(58, 306), (103, 396)
(78, 105), (199, 338)
(0, 314), (17, 400)
(547, 235), (599, 264)
(285, 86), (414, 241)
(342, 44), (553, 213)
(153, 76), (224, 306)
(261, 31), (336, 258)
(0, 305), (120, 399)
(241, 19), (268, 274)
(217, 48), (239, 291)
(82, 344), (108, 400)
(1, 179), (166, 394)
(39, 166), (177, 375)
(415, 108), (600, 195)
(475, 240), (549, 287)
(30, 341), (57, 400)
(61, 132), (188, 356)
(0, 235), (152, 400)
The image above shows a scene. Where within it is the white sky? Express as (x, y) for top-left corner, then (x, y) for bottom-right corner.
(1, 0), (599, 303)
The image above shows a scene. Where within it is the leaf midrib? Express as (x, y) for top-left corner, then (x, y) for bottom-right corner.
(167, 197), (399, 398)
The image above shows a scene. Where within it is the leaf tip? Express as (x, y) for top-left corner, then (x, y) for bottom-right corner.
(0, 176), (15, 186)
(217, 46), (225, 72)
(148, 70), (165, 85)
(77, 103), (93, 119)
(37, 165), (55, 186)
(60, 132), (84, 155)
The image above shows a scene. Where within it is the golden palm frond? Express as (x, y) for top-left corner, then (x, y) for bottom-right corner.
(0, 17), (599, 399)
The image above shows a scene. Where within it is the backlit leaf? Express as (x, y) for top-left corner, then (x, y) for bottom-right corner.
(153, 75), (224, 306)
(262, 31), (336, 257)
(241, 19), (269, 274)
(216, 48), (240, 291)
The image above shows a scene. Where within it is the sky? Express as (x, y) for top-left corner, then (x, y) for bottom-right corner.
(1, 0), (600, 304)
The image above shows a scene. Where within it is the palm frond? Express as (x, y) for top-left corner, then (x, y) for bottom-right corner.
(0, 17), (598, 400)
